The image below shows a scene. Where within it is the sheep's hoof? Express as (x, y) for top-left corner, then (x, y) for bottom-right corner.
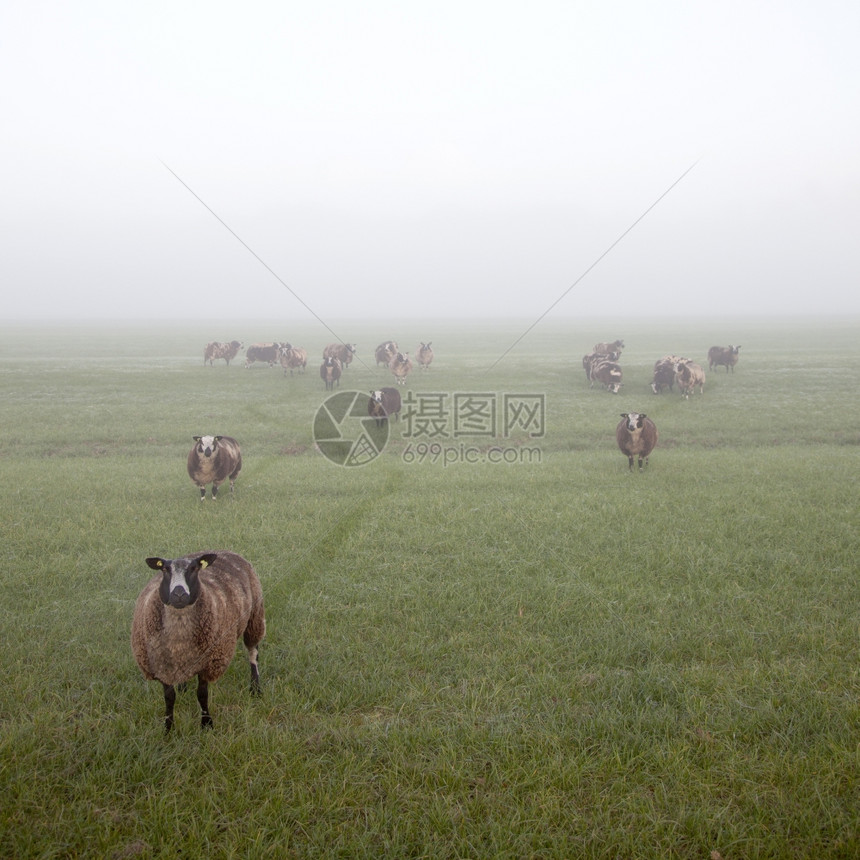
(201, 714), (213, 729)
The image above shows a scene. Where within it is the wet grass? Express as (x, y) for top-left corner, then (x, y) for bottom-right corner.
(0, 316), (858, 858)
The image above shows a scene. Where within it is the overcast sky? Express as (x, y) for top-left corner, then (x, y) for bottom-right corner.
(3, 1), (859, 322)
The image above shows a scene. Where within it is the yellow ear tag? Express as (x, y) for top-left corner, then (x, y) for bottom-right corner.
(156, 560), (163, 568)
(199, 560), (209, 568)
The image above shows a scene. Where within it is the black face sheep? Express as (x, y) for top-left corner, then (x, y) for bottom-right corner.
(616, 412), (658, 471)
(320, 356), (342, 390)
(131, 551), (266, 732)
(187, 435), (242, 501)
(368, 387), (402, 426)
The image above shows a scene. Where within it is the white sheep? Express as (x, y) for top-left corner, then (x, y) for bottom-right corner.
(131, 550), (266, 732)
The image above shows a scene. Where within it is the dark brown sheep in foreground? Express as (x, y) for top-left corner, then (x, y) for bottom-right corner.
(131, 550), (265, 732)
(616, 412), (658, 471)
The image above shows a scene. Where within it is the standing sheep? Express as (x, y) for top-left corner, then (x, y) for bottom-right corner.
(416, 342), (434, 369)
(674, 359), (706, 399)
(204, 340), (243, 366)
(320, 356), (342, 390)
(131, 550), (266, 732)
(324, 343), (356, 368)
(375, 341), (398, 366)
(708, 345), (741, 373)
(187, 435), (242, 501)
(616, 412), (658, 471)
(279, 344), (308, 376)
(389, 352), (413, 386)
(368, 387), (402, 426)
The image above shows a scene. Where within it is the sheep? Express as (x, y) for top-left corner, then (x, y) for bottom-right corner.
(323, 343), (356, 368)
(388, 351), (413, 386)
(204, 340), (243, 366)
(708, 345), (741, 373)
(588, 356), (623, 393)
(320, 356), (342, 390)
(674, 359), (706, 399)
(593, 339), (624, 355)
(416, 341), (434, 370)
(131, 550), (266, 732)
(651, 354), (683, 394)
(375, 341), (398, 366)
(279, 344), (308, 376)
(244, 343), (283, 368)
(187, 435), (242, 501)
(616, 412), (658, 471)
(368, 387), (402, 426)
(582, 350), (620, 383)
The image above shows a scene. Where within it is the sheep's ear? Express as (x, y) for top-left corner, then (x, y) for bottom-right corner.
(213, 436), (222, 442)
(193, 436), (202, 442)
(146, 557), (165, 570)
(197, 553), (218, 569)
(640, 414), (647, 420)
(621, 413), (629, 418)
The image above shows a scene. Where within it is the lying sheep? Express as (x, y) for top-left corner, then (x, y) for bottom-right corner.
(368, 387), (402, 427)
(616, 412), (658, 471)
(320, 356), (342, 390)
(187, 435), (242, 501)
(131, 550), (266, 732)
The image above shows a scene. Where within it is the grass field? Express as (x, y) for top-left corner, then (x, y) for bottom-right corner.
(0, 316), (858, 859)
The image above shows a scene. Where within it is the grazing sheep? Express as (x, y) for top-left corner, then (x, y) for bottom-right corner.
(708, 345), (741, 373)
(582, 350), (620, 383)
(279, 344), (308, 376)
(651, 355), (683, 394)
(588, 356), (623, 393)
(388, 351), (413, 386)
(204, 340), (243, 366)
(368, 387), (402, 426)
(324, 343), (356, 368)
(616, 412), (658, 471)
(244, 343), (283, 368)
(416, 341), (434, 370)
(375, 341), (398, 367)
(187, 435), (242, 501)
(674, 359), (706, 399)
(131, 550), (265, 732)
(593, 339), (625, 355)
(320, 356), (342, 390)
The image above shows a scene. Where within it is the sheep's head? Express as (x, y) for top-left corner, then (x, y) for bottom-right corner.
(621, 412), (646, 431)
(192, 435), (222, 458)
(147, 554), (217, 609)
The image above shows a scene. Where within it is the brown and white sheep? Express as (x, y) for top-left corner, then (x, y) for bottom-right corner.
(616, 412), (658, 471)
(279, 344), (308, 376)
(388, 351), (413, 386)
(131, 550), (265, 732)
(587, 355), (622, 393)
(708, 345), (741, 373)
(375, 341), (398, 366)
(320, 356), (342, 390)
(187, 435), (242, 500)
(416, 341), (434, 369)
(324, 343), (356, 368)
(582, 350), (620, 383)
(674, 359), (706, 399)
(368, 387), (402, 427)
(204, 340), (243, 366)
(244, 343), (283, 368)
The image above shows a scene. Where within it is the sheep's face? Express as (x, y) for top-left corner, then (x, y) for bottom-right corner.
(370, 390), (383, 403)
(621, 412), (646, 431)
(147, 554), (217, 609)
(193, 435), (221, 458)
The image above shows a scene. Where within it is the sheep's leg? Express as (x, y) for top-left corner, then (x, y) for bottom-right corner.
(198, 486), (206, 501)
(197, 678), (213, 729)
(247, 645), (261, 695)
(628, 455), (634, 471)
(162, 683), (176, 733)
(211, 482), (219, 501)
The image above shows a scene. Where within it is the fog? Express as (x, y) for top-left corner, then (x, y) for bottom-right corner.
(3, 1), (859, 324)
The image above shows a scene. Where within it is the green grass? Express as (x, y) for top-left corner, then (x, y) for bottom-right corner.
(0, 316), (859, 858)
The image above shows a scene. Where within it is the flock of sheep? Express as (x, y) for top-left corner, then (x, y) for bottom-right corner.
(203, 339), (434, 389)
(131, 334), (741, 733)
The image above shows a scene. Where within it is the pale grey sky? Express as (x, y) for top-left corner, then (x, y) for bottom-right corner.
(3, 1), (859, 321)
